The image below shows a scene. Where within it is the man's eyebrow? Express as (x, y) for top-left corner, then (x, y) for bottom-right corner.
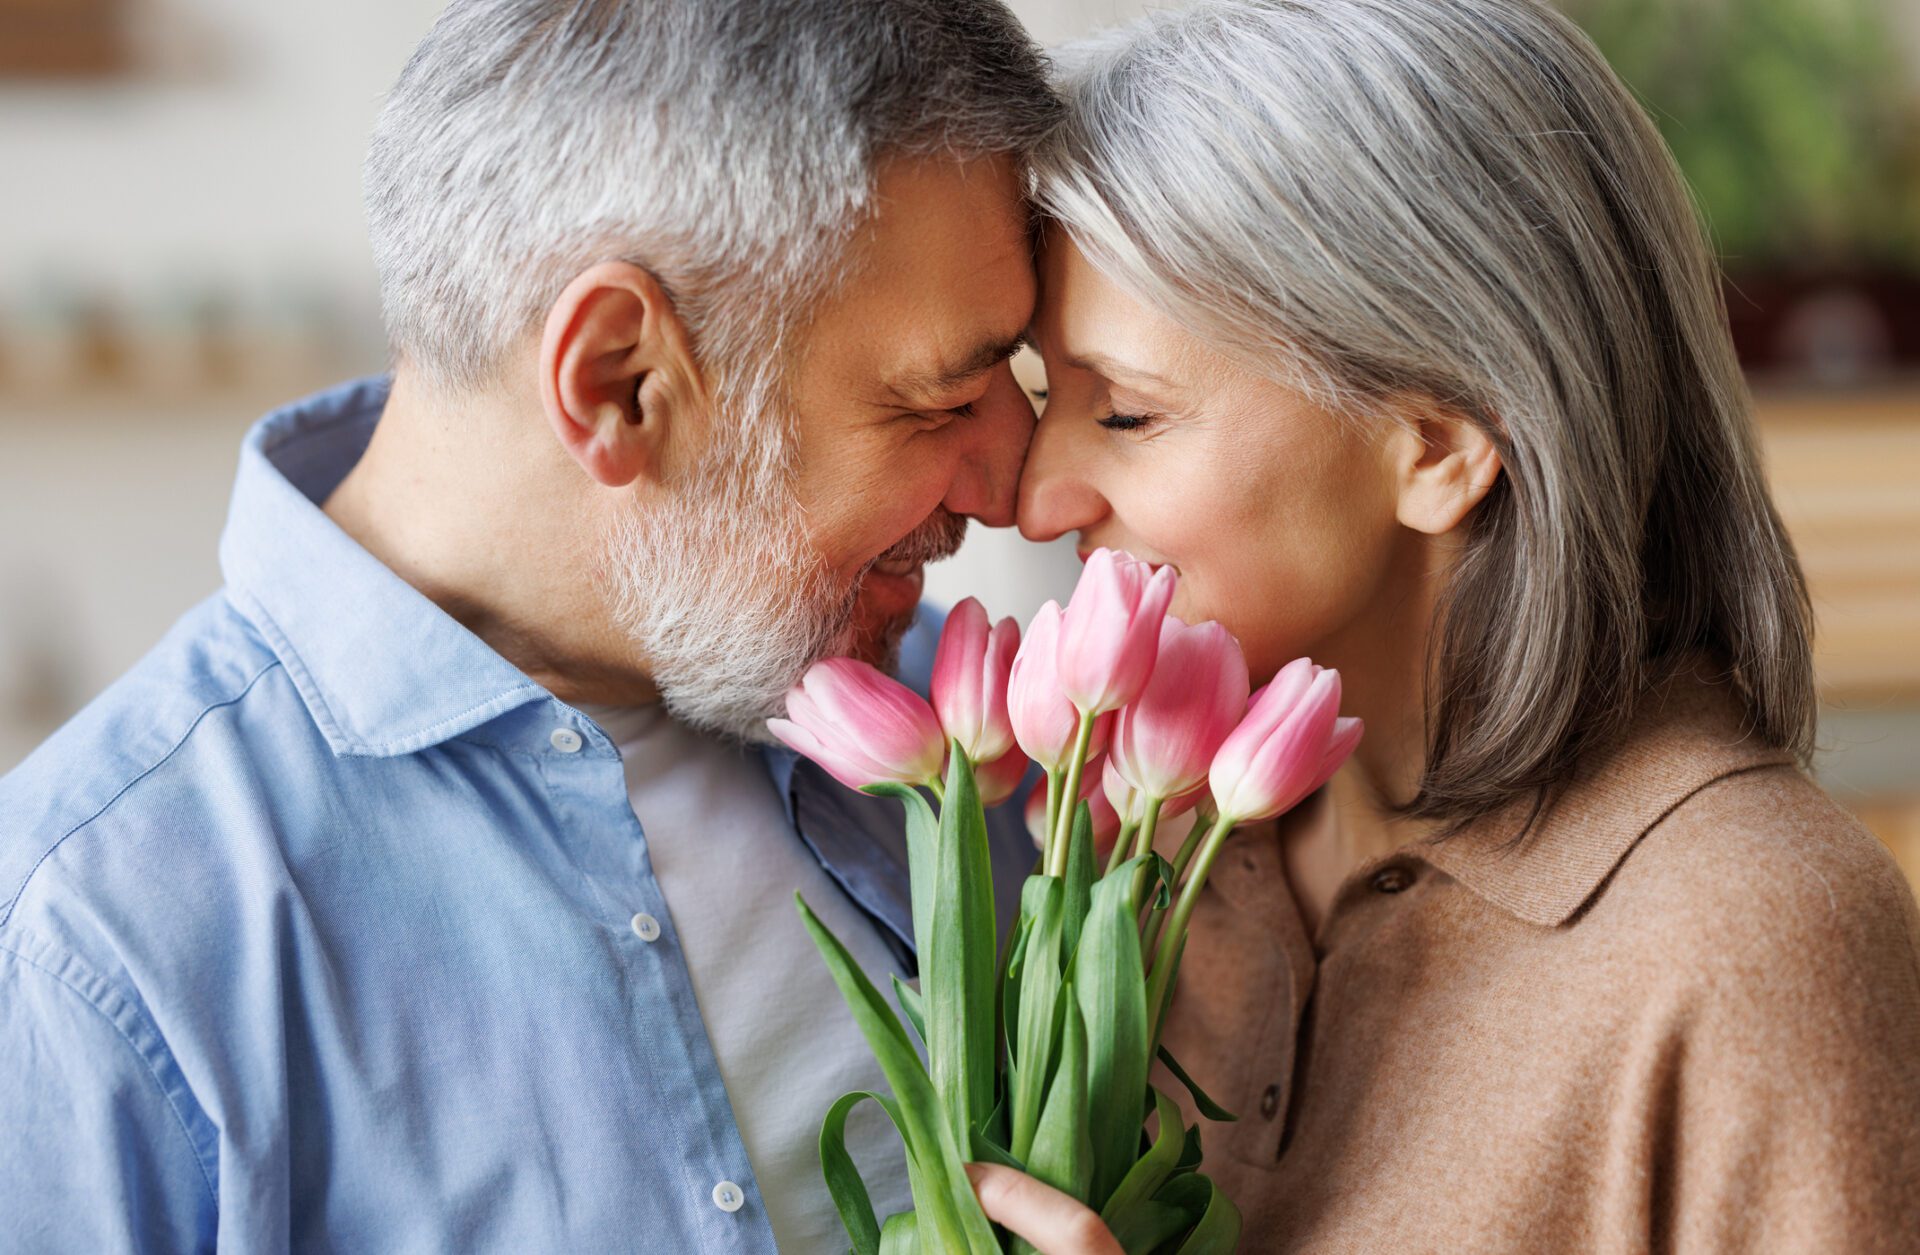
(889, 334), (1028, 399)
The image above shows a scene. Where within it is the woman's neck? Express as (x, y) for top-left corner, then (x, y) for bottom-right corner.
(1282, 532), (1456, 904)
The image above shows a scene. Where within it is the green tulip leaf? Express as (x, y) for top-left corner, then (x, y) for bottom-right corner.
(1156, 1045), (1239, 1122)
(891, 975), (926, 1048)
(819, 1089), (912, 1255)
(1074, 857), (1155, 1211)
(927, 744), (998, 1150)
(1163, 1172), (1242, 1255)
(795, 894), (998, 1252)
(1175, 1122), (1203, 1174)
(1062, 800), (1096, 958)
(1010, 877), (1066, 1161)
(1026, 988), (1094, 1201)
(861, 781), (940, 977)
(1108, 1198), (1199, 1255)
(968, 1117), (1029, 1173)
(877, 1210), (918, 1255)
(1100, 1087), (1187, 1222)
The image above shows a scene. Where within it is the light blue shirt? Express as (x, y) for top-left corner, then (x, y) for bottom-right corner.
(0, 377), (1036, 1253)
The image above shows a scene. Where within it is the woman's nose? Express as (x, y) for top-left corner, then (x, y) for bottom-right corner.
(1016, 410), (1108, 544)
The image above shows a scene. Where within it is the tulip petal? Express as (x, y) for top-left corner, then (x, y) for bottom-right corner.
(1310, 716), (1365, 794)
(931, 597), (990, 756)
(1056, 549), (1179, 715)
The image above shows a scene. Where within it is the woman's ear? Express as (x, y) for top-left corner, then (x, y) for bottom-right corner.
(537, 261), (706, 489)
(1384, 397), (1503, 536)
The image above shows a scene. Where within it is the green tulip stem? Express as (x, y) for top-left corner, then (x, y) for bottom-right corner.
(1141, 899), (1168, 959)
(1145, 811), (1239, 1051)
(1129, 796), (1164, 864)
(1171, 809), (1215, 880)
(1042, 767), (1064, 870)
(1047, 711), (1099, 878)
(1142, 804), (1206, 958)
(1106, 819), (1139, 877)
(1125, 794), (1166, 913)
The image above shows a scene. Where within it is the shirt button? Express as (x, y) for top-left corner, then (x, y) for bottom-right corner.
(1371, 866), (1414, 895)
(1259, 1084), (1281, 1119)
(712, 1180), (745, 1213)
(630, 913), (661, 942)
(549, 727), (583, 753)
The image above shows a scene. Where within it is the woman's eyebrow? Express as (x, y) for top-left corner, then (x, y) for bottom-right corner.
(1059, 348), (1174, 388)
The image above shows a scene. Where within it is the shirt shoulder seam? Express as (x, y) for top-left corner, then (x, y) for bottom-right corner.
(1, 658), (284, 929)
(0, 936), (220, 1207)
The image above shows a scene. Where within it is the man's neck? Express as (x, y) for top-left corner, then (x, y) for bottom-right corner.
(321, 372), (662, 708)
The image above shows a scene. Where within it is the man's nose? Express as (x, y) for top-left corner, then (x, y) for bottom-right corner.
(940, 363), (1035, 528)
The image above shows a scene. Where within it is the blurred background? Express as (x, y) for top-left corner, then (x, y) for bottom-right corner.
(2, 0), (1916, 893)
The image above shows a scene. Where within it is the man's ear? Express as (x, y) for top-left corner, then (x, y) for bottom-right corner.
(538, 261), (705, 489)
(1384, 397), (1503, 536)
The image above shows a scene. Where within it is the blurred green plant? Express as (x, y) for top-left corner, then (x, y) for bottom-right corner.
(1563, 0), (1920, 271)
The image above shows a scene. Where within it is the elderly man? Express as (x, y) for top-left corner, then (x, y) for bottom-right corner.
(0, 1), (1057, 1249)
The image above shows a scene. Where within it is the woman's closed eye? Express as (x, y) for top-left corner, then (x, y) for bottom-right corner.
(1098, 411), (1157, 433)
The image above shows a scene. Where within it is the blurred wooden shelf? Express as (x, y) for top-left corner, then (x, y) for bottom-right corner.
(1754, 386), (1920, 703)
(1852, 798), (1920, 902)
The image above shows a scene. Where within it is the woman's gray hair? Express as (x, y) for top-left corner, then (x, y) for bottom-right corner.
(365, 0), (1058, 405)
(1032, 0), (1816, 830)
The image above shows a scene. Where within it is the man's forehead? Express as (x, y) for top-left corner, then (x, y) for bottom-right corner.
(806, 153), (1037, 401)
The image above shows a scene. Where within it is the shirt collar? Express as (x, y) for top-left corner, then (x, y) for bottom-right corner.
(1414, 668), (1796, 926)
(218, 376), (548, 757)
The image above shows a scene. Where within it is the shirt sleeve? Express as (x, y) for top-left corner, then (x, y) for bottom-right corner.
(1, 942), (215, 1254)
(1662, 858), (1920, 1253)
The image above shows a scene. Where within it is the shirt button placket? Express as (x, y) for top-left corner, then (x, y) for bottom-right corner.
(712, 1180), (745, 1213)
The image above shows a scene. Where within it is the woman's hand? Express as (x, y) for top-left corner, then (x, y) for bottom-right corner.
(965, 1163), (1125, 1255)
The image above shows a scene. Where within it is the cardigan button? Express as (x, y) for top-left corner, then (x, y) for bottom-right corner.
(1370, 866), (1414, 895)
(1259, 1084), (1281, 1119)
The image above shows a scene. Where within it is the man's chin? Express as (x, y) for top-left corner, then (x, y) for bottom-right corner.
(845, 563), (923, 671)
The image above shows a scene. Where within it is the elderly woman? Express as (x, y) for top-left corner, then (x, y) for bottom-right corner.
(968, 0), (1920, 1249)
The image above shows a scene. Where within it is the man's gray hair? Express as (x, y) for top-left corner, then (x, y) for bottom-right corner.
(366, 0), (1059, 399)
(1032, 0), (1816, 830)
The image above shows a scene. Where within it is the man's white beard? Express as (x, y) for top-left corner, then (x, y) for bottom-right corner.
(600, 440), (856, 744)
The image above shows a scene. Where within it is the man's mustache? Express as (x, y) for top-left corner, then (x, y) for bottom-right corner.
(872, 510), (970, 569)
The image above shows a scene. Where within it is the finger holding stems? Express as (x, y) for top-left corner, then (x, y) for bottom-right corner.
(965, 1162), (1125, 1255)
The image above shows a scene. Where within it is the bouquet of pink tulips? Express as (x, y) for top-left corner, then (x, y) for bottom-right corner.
(770, 549), (1361, 1255)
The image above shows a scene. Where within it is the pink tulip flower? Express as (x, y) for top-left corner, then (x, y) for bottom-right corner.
(1104, 756), (1209, 829)
(931, 596), (1020, 765)
(973, 744), (1030, 808)
(1312, 717), (1365, 794)
(1009, 601), (1111, 772)
(767, 657), (947, 791)
(1055, 548), (1178, 715)
(1108, 616), (1250, 802)
(1102, 754), (1150, 828)
(1207, 658), (1360, 822)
